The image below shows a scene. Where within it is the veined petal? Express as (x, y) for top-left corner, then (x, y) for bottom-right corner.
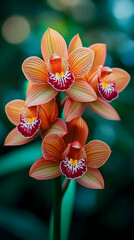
(42, 118), (67, 138)
(64, 117), (88, 146)
(68, 47), (94, 78)
(29, 157), (61, 180)
(64, 97), (85, 122)
(42, 133), (65, 161)
(90, 43), (106, 70)
(76, 168), (104, 189)
(68, 34), (82, 55)
(112, 68), (130, 93)
(66, 79), (97, 102)
(4, 128), (38, 146)
(5, 100), (25, 125)
(22, 57), (48, 84)
(26, 84), (58, 107)
(87, 97), (120, 120)
(41, 28), (68, 62)
(84, 140), (111, 168)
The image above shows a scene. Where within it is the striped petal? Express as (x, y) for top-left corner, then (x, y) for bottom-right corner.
(41, 28), (68, 62)
(26, 84), (58, 107)
(64, 117), (88, 146)
(42, 133), (65, 162)
(112, 68), (130, 93)
(4, 128), (38, 146)
(29, 157), (61, 180)
(22, 57), (48, 84)
(87, 96), (120, 120)
(68, 47), (94, 78)
(5, 100), (25, 125)
(84, 140), (111, 168)
(90, 43), (106, 70)
(76, 168), (104, 189)
(64, 97), (85, 122)
(68, 34), (82, 55)
(66, 79), (97, 102)
(42, 118), (67, 138)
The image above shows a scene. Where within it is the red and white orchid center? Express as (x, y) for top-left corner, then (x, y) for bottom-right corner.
(98, 68), (119, 102)
(48, 54), (75, 91)
(17, 115), (41, 138)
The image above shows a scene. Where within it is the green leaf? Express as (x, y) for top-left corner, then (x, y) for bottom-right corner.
(0, 142), (42, 176)
(0, 207), (47, 240)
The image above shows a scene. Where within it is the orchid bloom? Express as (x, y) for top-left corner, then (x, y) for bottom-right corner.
(30, 117), (111, 189)
(4, 98), (67, 146)
(22, 28), (97, 107)
(64, 35), (130, 121)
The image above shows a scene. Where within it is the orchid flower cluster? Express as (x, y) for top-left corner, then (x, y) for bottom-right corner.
(5, 28), (130, 189)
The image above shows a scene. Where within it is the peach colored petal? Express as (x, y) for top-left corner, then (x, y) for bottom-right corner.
(22, 57), (48, 84)
(26, 84), (58, 107)
(4, 128), (38, 146)
(41, 28), (68, 62)
(86, 65), (102, 92)
(66, 79), (97, 102)
(90, 43), (106, 70)
(37, 105), (50, 131)
(42, 118), (67, 138)
(42, 133), (65, 162)
(68, 47), (94, 78)
(112, 68), (130, 93)
(87, 97), (120, 120)
(64, 117), (88, 146)
(84, 140), (111, 168)
(64, 97), (85, 122)
(5, 100), (25, 125)
(68, 34), (82, 55)
(76, 168), (104, 189)
(29, 157), (61, 180)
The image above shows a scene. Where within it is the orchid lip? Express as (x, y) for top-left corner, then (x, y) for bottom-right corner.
(60, 156), (87, 179)
(98, 76), (118, 102)
(17, 115), (41, 138)
(48, 66), (75, 91)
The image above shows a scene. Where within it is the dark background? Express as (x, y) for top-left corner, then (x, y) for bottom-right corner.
(0, 0), (134, 239)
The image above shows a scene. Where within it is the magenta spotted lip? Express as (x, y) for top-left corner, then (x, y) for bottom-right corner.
(60, 157), (87, 179)
(48, 67), (75, 91)
(98, 76), (118, 102)
(17, 116), (41, 138)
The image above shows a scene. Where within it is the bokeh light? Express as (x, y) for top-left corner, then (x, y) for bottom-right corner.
(2, 15), (30, 44)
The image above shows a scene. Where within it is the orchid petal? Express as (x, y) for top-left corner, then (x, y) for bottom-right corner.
(90, 43), (106, 70)
(87, 97), (120, 120)
(64, 117), (88, 146)
(29, 157), (61, 180)
(68, 34), (82, 55)
(42, 133), (65, 162)
(4, 128), (38, 146)
(112, 68), (130, 93)
(41, 28), (68, 62)
(42, 118), (67, 138)
(84, 140), (111, 168)
(76, 168), (104, 189)
(64, 97), (85, 122)
(26, 84), (58, 107)
(5, 100), (25, 125)
(68, 47), (94, 78)
(66, 79), (97, 102)
(22, 57), (48, 84)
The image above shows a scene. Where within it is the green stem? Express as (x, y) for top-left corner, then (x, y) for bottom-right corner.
(53, 176), (62, 240)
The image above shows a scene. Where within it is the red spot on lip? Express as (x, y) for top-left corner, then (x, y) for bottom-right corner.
(98, 76), (118, 102)
(17, 116), (41, 138)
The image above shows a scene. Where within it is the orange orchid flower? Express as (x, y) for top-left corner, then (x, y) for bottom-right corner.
(4, 98), (67, 146)
(22, 28), (97, 107)
(30, 117), (111, 189)
(64, 35), (130, 121)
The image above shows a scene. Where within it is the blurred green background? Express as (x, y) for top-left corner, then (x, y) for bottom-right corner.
(0, 0), (134, 239)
